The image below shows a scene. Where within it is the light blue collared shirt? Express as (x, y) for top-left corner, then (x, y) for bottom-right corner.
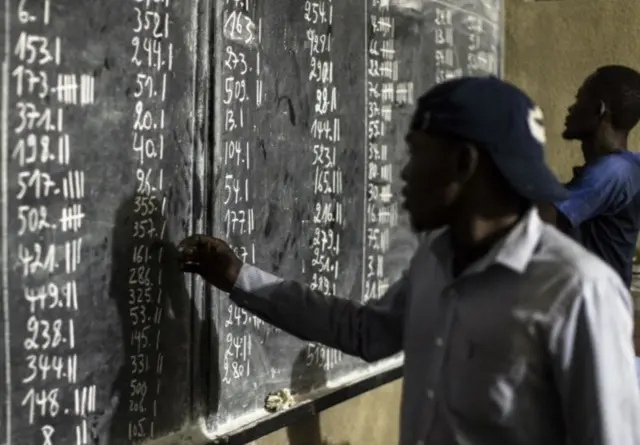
(230, 208), (640, 445)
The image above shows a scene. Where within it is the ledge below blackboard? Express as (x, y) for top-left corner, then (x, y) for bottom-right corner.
(137, 358), (403, 445)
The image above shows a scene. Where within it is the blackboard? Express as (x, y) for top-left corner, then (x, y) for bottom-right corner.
(204, 0), (502, 441)
(0, 0), (502, 444)
(0, 0), (206, 444)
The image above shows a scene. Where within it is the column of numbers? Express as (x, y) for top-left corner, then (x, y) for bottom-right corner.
(304, 0), (344, 372)
(464, 13), (496, 75)
(434, 7), (460, 83)
(364, 1), (398, 303)
(127, 0), (172, 441)
(11, 0), (96, 443)
(220, 0), (258, 386)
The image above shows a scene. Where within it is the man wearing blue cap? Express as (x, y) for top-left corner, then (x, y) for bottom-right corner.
(178, 76), (640, 445)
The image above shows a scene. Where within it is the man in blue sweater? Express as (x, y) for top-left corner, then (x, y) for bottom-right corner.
(543, 65), (640, 288)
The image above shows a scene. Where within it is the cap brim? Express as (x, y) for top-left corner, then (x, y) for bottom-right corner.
(491, 154), (569, 202)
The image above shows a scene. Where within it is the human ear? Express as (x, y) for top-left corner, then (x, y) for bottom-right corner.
(454, 143), (479, 183)
(596, 100), (615, 129)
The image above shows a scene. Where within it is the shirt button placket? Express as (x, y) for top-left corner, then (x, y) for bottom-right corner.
(421, 288), (456, 443)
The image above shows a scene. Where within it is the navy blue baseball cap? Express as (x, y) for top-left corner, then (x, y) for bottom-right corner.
(410, 76), (568, 202)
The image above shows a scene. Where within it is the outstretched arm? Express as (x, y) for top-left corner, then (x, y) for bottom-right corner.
(230, 264), (409, 362)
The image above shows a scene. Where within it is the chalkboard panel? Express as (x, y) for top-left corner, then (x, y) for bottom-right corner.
(205, 0), (502, 439)
(0, 0), (204, 444)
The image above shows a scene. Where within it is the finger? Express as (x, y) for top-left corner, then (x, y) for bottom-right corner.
(176, 240), (190, 257)
(177, 235), (202, 257)
(176, 243), (192, 261)
(177, 235), (217, 266)
(179, 261), (201, 274)
(177, 249), (200, 270)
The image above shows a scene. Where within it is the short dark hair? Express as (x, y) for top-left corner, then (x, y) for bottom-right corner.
(590, 65), (640, 132)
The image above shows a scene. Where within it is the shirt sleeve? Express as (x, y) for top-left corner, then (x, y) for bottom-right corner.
(554, 162), (631, 227)
(550, 274), (640, 444)
(229, 263), (409, 362)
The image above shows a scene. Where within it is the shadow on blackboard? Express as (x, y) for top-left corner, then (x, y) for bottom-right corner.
(90, 193), (217, 445)
(286, 349), (350, 445)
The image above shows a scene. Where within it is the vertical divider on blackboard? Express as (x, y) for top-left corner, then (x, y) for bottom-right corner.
(191, 0), (215, 427)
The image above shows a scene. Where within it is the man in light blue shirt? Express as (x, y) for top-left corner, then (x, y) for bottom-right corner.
(178, 77), (640, 445)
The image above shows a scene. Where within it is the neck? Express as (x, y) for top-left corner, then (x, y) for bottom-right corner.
(581, 134), (627, 162)
(448, 202), (524, 272)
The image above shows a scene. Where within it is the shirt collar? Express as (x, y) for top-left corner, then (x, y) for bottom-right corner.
(429, 207), (543, 276)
